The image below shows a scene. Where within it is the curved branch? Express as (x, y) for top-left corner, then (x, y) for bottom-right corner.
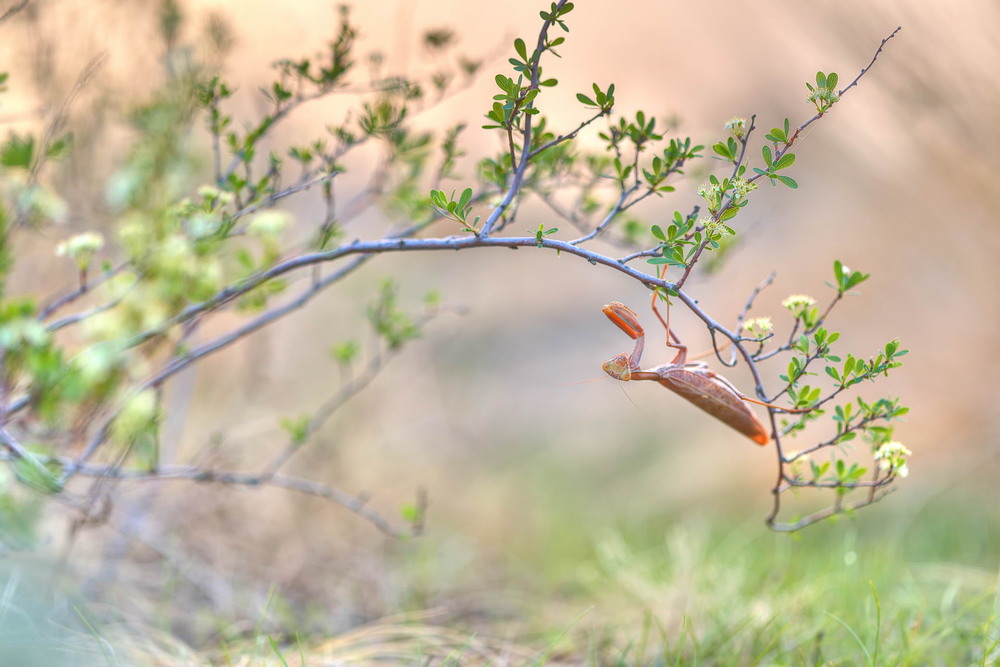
(54, 457), (426, 538)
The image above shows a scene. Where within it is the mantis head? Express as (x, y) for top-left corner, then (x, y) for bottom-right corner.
(602, 353), (633, 381)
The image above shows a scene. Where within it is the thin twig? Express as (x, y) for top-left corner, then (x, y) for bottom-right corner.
(62, 460), (424, 537)
(767, 488), (895, 532)
(0, 0), (30, 25)
(261, 307), (443, 479)
(40, 262), (128, 320)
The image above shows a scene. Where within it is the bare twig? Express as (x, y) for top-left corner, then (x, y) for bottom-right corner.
(0, 0), (29, 25)
(261, 307), (444, 479)
(66, 461), (425, 537)
(766, 488), (895, 532)
(39, 262), (129, 320)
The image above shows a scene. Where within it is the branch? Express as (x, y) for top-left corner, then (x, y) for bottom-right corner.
(766, 488), (895, 532)
(770, 26), (903, 161)
(527, 108), (608, 161)
(39, 262), (129, 320)
(126, 235), (682, 347)
(261, 306), (444, 479)
(45, 455), (427, 538)
(838, 26), (903, 98)
(0, 0), (30, 25)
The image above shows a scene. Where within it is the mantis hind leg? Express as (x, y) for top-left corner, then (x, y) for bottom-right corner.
(649, 265), (687, 364)
(705, 369), (813, 414)
(648, 266), (740, 366)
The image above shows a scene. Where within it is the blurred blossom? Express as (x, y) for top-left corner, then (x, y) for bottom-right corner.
(247, 210), (291, 239)
(874, 441), (912, 478)
(781, 294), (815, 311)
(724, 116), (747, 139)
(56, 232), (104, 270)
(743, 316), (773, 337)
(185, 212), (223, 239)
(0, 318), (48, 349)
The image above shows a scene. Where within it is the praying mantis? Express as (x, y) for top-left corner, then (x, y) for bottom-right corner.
(601, 299), (799, 445)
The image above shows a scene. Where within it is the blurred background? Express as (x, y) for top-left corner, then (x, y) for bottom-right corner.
(1, 0), (998, 661)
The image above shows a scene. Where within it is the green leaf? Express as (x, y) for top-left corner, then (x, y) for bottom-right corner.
(765, 127), (788, 143)
(774, 152), (796, 170)
(280, 414), (311, 446)
(46, 134), (73, 160)
(576, 93), (596, 106)
(776, 175), (798, 189)
(331, 340), (359, 364)
(514, 38), (528, 61)
(1, 133), (35, 168)
(713, 142), (733, 160)
(648, 255), (686, 268)
(401, 502), (422, 523)
(719, 206), (739, 222)
(761, 144), (773, 167)
(14, 454), (63, 494)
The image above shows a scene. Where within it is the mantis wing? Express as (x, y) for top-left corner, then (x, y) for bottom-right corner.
(658, 369), (770, 446)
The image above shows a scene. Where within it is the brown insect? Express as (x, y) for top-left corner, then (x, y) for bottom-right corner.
(601, 300), (793, 445)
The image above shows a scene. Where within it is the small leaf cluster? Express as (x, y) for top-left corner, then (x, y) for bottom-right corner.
(600, 111), (662, 158)
(575, 82), (615, 113)
(823, 339), (907, 389)
(279, 414), (311, 447)
(830, 259), (870, 294)
(271, 4), (356, 93)
(359, 99), (409, 137)
(539, 1), (575, 30)
(483, 9), (572, 134)
(648, 210), (705, 269)
(776, 263), (906, 410)
(764, 118), (792, 145)
(484, 73), (543, 130)
(534, 223), (558, 247)
(754, 144), (797, 189)
(430, 187), (480, 233)
(830, 397), (909, 446)
(806, 71), (840, 114)
(793, 396), (910, 495)
(643, 138), (701, 194)
(0, 130), (70, 233)
(366, 279), (423, 349)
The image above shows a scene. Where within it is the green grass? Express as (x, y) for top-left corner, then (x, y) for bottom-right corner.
(308, 471), (995, 666)
(18, 489), (997, 665)
(203, 493), (998, 666)
(566, 520), (998, 664)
